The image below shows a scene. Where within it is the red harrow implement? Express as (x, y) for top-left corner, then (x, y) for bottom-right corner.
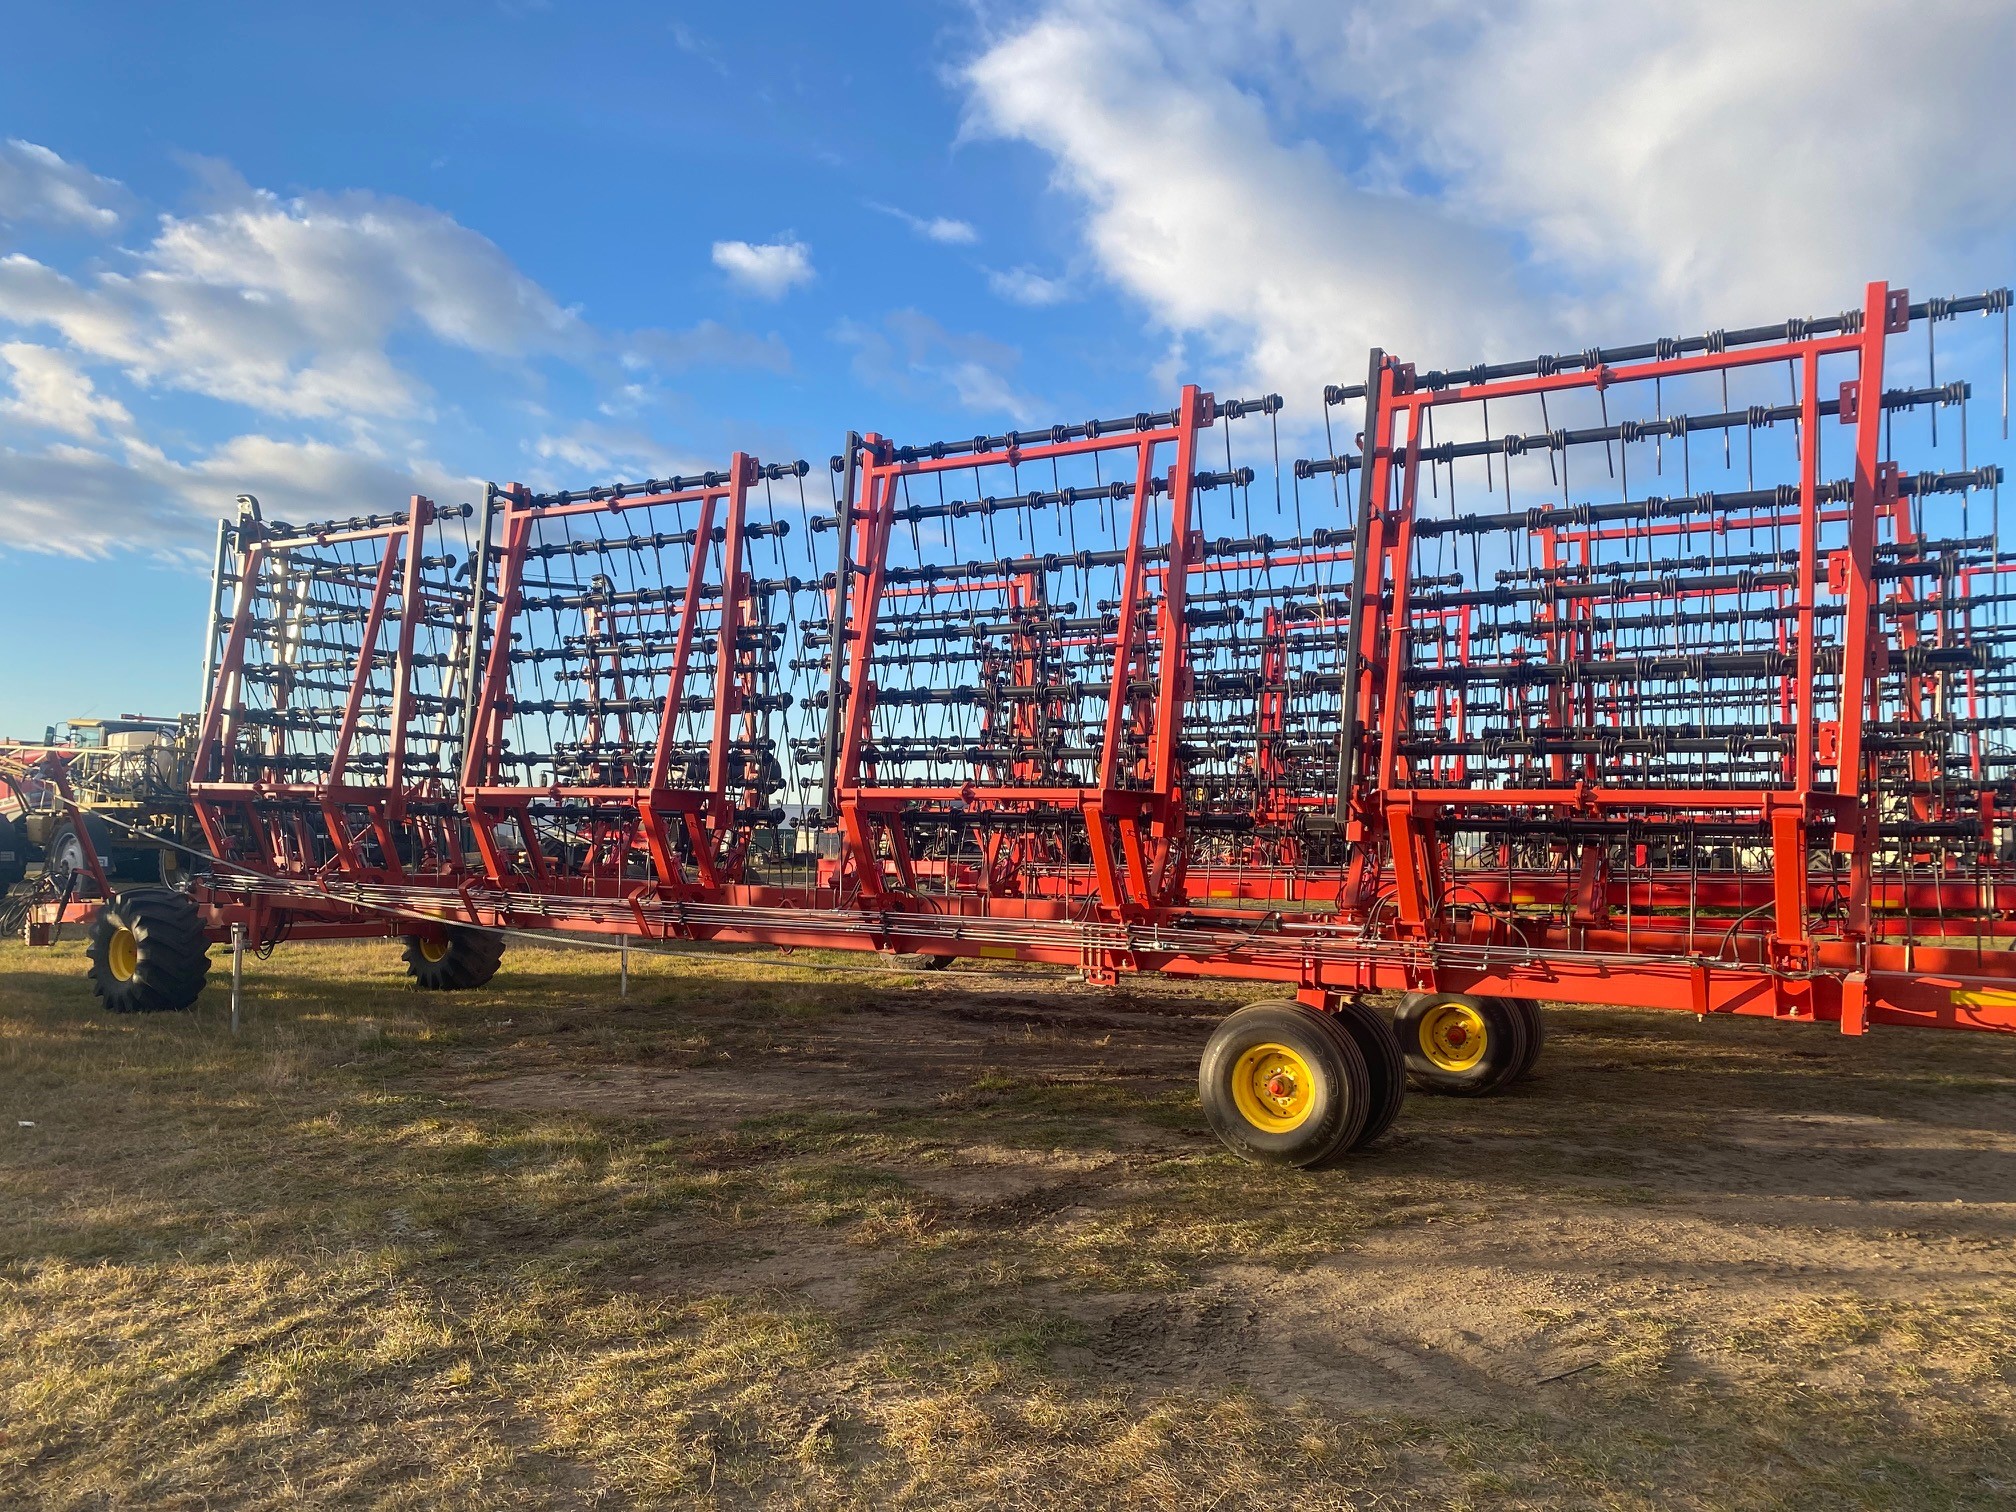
(459, 457), (811, 902)
(30, 278), (2016, 1166)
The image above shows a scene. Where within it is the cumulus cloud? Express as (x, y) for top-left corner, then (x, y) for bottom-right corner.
(0, 342), (131, 439)
(986, 265), (1071, 307)
(0, 186), (590, 419)
(1328, 0), (2016, 324)
(870, 203), (981, 246)
(836, 309), (1040, 422)
(0, 431), (477, 559)
(960, 2), (1532, 408)
(0, 152), (798, 558)
(0, 139), (133, 232)
(711, 238), (815, 298)
(961, 0), (2016, 398)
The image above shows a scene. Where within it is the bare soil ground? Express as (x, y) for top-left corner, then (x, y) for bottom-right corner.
(3, 934), (2014, 1508)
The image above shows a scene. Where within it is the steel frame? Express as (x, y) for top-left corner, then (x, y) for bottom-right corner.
(33, 276), (2016, 1046)
(827, 389), (1221, 914)
(459, 455), (802, 898)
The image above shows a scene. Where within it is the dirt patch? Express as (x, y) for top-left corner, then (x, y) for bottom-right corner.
(440, 969), (2016, 1436)
(9, 938), (2016, 1508)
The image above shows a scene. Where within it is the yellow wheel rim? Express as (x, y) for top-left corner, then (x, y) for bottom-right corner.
(107, 926), (139, 983)
(418, 936), (450, 963)
(1418, 1001), (1487, 1072)
(1230, 1041), (1317, 1133)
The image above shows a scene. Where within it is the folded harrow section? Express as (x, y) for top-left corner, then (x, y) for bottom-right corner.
(460, 456), (811, 897)
(189, 495), (478, 887)
(1306, 279), (2014, 1025)
(812, 387), (1307, 912)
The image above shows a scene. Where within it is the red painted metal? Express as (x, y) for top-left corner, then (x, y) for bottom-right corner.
(36, 277), (2016, 1054)
(459, 455), (806, 900)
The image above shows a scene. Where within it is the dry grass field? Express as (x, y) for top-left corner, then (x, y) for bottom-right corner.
(3, 933), (2014, 1509)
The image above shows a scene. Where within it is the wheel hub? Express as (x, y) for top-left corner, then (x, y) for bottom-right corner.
(1419, 1002), (1488, 1072)
(1231, 1041), (1316, 1133)
(106, 925), (139, 983)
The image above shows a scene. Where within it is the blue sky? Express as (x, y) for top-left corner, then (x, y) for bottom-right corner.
(2, 0), (2013, 732)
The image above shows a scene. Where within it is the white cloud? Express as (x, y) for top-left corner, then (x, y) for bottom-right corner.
(0, 187), (587, 419)
(528, 424), (708, 484)
(0, 139), (132, 233)
(619, 319), (790, 374)
(0, 342), (131, 439)
(711, 238), (815, 298)
(835, 309), (1039, 422)
(0, 431), (476, 559)
(670, 21), (729, 76)
(0, 174), (790, 437)
(986, 265), (1070, 306)
(1327, 0), (2016, 323)
(960, 3), (1533, 409)
(0, 148), (798, 569)
(870, 203), (981, 246)
(962, 0), (2016, 400)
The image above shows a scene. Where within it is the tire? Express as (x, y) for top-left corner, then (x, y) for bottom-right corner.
(0, 815), (27, 889)
(1394, 992), (1529, 1097)
(45, 815), (116, 899)
(401, 927), (505, 991)
(1199, 1001), (1371, 1167)
(1505, 998), (1546, 1083)
(86, 887), (212, 1013)
(894, 951), (954, 971)
(111, 845), (171, 884)
(1325, 998), (1407, 1151)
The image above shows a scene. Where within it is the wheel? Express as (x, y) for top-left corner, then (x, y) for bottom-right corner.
(85, 887), (212, 1013)
(401, 927), (505, 990)
(1198, 1001), (1371, 1167)
(1394, 992), (1529, 1097)
(894, 951), (954, 971)
(1325, 997), (1407, 1150)
(0, 815), (27, 889)
(1505, 998), (1546, 1083)
(45, 815), (116, 899)
(111, 845), (171, 884)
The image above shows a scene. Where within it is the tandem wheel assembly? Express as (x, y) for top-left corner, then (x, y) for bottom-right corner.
(1198, 997), (1405, 1166)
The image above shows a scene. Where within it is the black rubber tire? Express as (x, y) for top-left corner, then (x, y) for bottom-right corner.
(894, 952), (954, 971)
(111, 845), (171, 884)
(1505, 998), (1546, 1083)
(1199, 1002), (1371, 1167)
(0, 814), (27, 890)
(45, 815), (116, 899)
(401, 927), (505, 991)
(1239, 997), (1405, 1158)
(86, 887), (211, 1013)
(1394, 991), (1529, 1097)
(1325, 998), (1407, 1151)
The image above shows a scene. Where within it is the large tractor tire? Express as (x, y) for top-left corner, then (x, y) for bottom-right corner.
(1199, 1001), (1375, 1167)
(85, 887), (212, 1013)
(1393, 992), (1532, 1097)
(401, 927), (505, 991)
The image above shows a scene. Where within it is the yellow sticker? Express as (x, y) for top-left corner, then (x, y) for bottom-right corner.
(979, 945), (1017, 960)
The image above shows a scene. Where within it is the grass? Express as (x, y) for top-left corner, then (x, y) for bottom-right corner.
(2, 933), (2014, 1508)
